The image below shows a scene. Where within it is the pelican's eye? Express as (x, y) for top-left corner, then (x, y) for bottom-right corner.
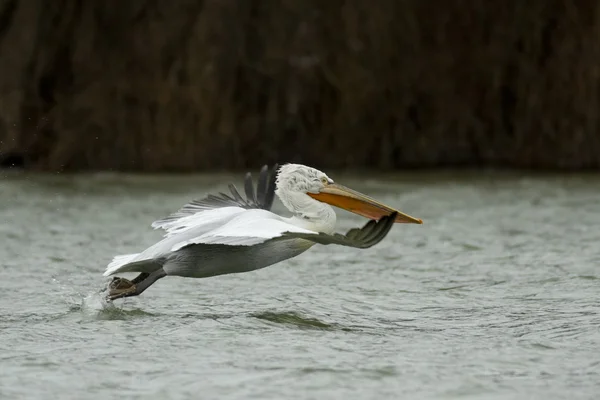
(320, 176), (329, 185)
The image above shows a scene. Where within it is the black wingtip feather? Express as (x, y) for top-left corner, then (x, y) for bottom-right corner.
(244, 172), (258, 205)
(263, 163), (279, 210)
(228, 183), (245, 204)
(368, 212), (397, 246)
(280, 211), (399, 248)
(355, 219), (377, 241)
(362, 219), (386, 243)
(256, 165), (268, 207)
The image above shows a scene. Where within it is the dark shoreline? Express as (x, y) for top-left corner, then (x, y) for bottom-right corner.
(1, 1), (599, 172)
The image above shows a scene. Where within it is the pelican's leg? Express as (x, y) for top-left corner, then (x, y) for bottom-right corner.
(131, 273), (150, 284)
(106, 269), (167, 301)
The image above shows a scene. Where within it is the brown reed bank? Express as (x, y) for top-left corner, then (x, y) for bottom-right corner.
(0, 0), (599, 172)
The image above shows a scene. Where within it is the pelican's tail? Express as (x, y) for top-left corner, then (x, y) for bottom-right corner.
(103, 253), (163, 276)
(104, 254), (140, 276)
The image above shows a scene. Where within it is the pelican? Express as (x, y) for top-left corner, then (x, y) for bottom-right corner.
(103, 163), (422, 301)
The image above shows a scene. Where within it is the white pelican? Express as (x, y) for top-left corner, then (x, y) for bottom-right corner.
(103, 163), (422, 301)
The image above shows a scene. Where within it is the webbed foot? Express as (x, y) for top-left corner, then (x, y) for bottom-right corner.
(106, 277), (137, 301)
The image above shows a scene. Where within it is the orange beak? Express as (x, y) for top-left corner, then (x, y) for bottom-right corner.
(308, 183), (423, 224)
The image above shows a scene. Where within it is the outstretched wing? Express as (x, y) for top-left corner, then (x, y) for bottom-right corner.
(169, 209), (316, 250)
(170, 211), (396, 250)
(280, 212), (398, 249)
(152, 164), (279, 231)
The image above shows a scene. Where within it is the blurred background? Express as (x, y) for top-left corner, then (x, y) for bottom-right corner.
(1, 0), (599, 172)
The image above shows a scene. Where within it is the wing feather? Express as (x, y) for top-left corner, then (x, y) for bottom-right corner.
(280, 212), (398, 249)
(170, 209), (315, 250)
(244, 172), (257, 205)
(256, 165), (268, 206)
(228, 184), (246, 204)
(152, 164), (279, 232)
(264, 165), (277, 210)
(172, 212), (398, 251)
(155, 207), (248, 238)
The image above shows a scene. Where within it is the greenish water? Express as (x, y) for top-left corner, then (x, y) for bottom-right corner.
(1, 170), (599, 400)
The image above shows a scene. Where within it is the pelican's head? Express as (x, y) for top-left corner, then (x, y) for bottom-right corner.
(275, 164), (333, 195)
(275, 163), (422, 224)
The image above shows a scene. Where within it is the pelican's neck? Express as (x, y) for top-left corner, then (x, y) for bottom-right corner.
(275, 189), (336, 234)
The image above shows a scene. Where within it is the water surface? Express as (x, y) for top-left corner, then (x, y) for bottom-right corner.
(1, 170), (599, 399)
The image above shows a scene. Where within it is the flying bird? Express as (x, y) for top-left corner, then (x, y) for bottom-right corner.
(103, 163), (422, 301)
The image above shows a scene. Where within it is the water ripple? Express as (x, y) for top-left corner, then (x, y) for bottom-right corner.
(2, 172), (600, 399)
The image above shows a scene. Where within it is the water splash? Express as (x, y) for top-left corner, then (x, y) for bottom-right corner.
(81, 291), (115, 313)
(75, 291), (157, 320)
